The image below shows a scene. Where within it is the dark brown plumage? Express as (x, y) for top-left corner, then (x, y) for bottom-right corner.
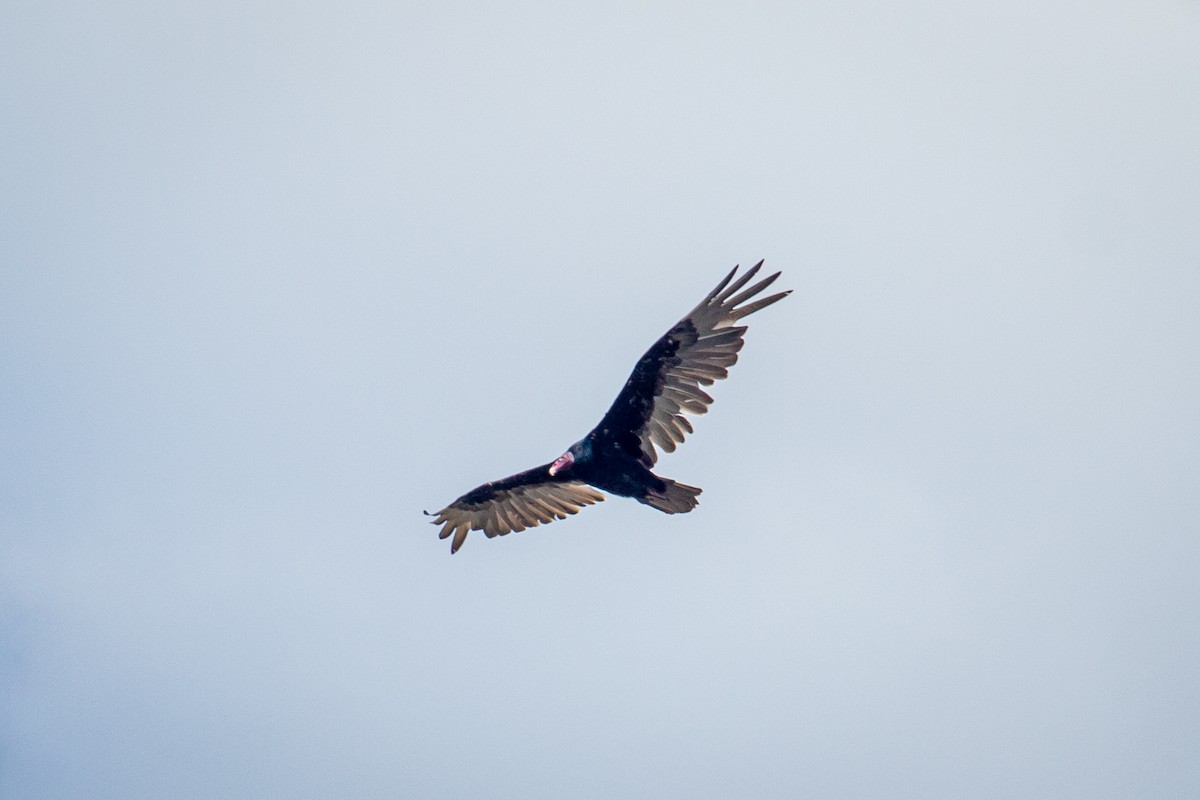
(426, 261), (790, 553)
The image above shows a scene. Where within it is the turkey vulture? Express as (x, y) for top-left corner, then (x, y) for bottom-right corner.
(426, 261), (790, 553)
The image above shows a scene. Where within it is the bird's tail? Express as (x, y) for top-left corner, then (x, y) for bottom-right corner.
(642, 479), (702, 514)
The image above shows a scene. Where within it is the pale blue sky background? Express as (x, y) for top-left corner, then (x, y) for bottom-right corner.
(2, 2), (1198, 798)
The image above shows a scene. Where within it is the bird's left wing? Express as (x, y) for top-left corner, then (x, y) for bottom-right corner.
(592, 261), (790, 466)
(425, 464), (606, 553)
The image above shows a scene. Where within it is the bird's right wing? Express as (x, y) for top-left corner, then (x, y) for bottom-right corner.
(425, 464), (606, 554)
(592, 261), (790, 466)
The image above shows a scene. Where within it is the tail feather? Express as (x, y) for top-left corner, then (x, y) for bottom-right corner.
(642, 479), (702, 514)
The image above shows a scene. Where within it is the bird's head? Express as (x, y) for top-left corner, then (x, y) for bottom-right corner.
(549, 439), (591, 476)
(548, 452), (572, 476)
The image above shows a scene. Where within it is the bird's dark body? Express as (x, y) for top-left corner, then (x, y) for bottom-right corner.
(427, 261), (789, 553)
(525, 320), (694, 504)
(560, 443), (665, 500)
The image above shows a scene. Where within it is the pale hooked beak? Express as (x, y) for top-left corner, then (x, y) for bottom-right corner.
(548, 452), (574, 476)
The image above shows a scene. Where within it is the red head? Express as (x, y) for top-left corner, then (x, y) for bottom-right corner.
(548, 451), (574, 476)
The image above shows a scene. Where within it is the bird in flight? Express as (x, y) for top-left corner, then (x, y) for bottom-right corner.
(426, 261), (790, 553)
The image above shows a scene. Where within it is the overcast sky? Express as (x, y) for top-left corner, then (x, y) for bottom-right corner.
(2, 2), (1198, 798)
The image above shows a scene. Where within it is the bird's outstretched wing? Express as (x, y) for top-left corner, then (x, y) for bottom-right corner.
(592, 261), (790, 466)
(425, 464), (606, 554)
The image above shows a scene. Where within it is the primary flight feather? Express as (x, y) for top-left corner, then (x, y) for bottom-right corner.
(426, 260), (790, 553)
